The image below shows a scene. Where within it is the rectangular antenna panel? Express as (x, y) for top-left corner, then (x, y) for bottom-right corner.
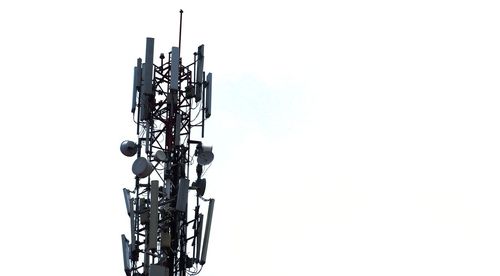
(164, 179), (172, 199)
(131, 58), (142, 113)
(170, 47), (180, 90)
(196, 214), (204, 262)
(134, 58), (142, 90)
(129, 198), (136, 256)
(149, 264), (168, 276)
(140, 198), (149, 224)
(174, 115), (181, 146)
(123, 188), (131, 215)
(139, 62), (152, 121)
(201, 199), (215, 265)
(148, 180), (159, 251)
(175, 178), (189, 212)
(143, 37), (155, 95)
(161, 230), (171, 249)
(145, 122), (151, 153)
(195, 45), (204, 102)
(206, 73), (212, 118)
(121, 234), (131, 273)
(186, 85), (195, 99)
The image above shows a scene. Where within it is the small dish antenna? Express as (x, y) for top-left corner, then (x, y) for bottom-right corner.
(196, 145), (214, 165)
(154, 150), (168, 162)
(191, 178), (206, 197)
(121, 141), (138, 157)
(132, 157), (154, 178)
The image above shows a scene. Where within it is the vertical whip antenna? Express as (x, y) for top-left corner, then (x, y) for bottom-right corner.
(178, 9), (183, 56)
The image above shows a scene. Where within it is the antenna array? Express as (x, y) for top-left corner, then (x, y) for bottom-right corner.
(120, 12), (215, 276)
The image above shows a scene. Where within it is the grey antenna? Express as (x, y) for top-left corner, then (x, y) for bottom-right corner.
(129, 197), (136, 255)
(121, 234), (131, 276)
(164, 179), (172, 199)
(149, 180), (159, 251)
(174, 115), (181, 146)
(195, 45), (204, 102)
(120, 140), (138, 157)
(150, 264), (168, 276)
(154, 150), (167, 162)
(132, 58), (142, 113)
(192, 178), (206, 197)
(132, 157), (154, 178)
(205, 72), (212, 118)
(143, 38), (155, 96)
(197, 145), (214, 165)
(200, 199), (215, 265)
(139, 63), (151, 121)
(123, 188), (132, 215)
(145, 122), (151, 154)
(196, 214), (204, 262)
(175, 178), (189, 212)
(170, 47), (180, 90)
(140, 38), (155, 121)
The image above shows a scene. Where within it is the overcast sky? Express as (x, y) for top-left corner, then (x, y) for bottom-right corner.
(1, 0), (500, 275)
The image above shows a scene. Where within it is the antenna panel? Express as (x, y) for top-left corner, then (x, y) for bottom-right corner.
(143, 38), (155, 95)
(161, 230), (171, 249)
(139, 38), (154, 121)
(123, 188), (131, 215)
(200, 199), (215, 265)
(148, 180), (159, 251)
(195, 45), (204, 102)
(175, 178), (189, 212)
(129, 198), (136, 256)
(149, 264), (168, 276)
(121, 234), (131, 275)
(145, 123), (150, 153)
(205, 73), (212, 118)
(132, 58), (142, 113)
(170, 47), (180, 90)
(164, 179), (172, 199)
(174, 115), (181, 146)
(196, 214), (204, 262)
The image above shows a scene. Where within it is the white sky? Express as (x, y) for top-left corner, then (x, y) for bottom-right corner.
(1, 0), (500, 275)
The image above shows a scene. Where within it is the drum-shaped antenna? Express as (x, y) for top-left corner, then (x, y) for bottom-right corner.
(197, 146), (214, 165)
(193, 178), (206, 197)
(120, 141), (138, 157)
(132, 157), (154, 178)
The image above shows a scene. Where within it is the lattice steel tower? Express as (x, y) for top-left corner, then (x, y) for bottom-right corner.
(120, 11), (215, 276)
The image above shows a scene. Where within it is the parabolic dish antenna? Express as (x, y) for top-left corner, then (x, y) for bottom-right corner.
(132, 157), (154, 178)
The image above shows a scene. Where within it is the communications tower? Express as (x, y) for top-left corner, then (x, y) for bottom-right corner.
(120, 11), (215, 276)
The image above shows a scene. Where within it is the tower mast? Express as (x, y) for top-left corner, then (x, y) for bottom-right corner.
(120, 11), (216, 276)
